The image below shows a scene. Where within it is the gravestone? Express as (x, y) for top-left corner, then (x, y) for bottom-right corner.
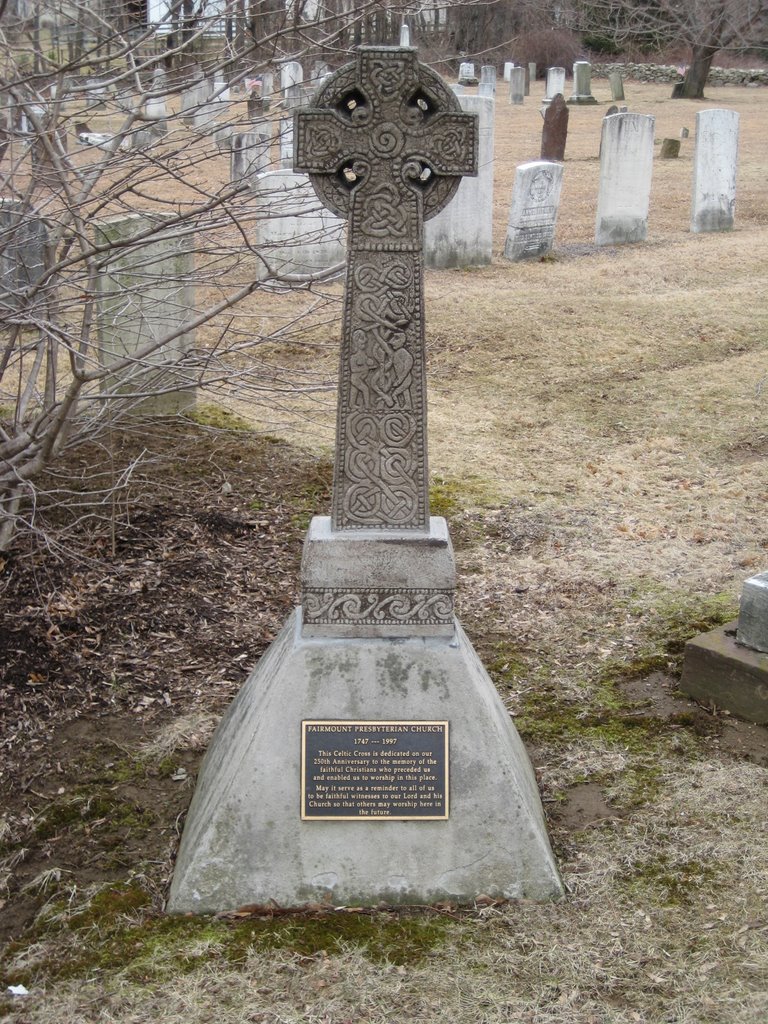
(528, 62), (536, 94)
(168, 47), (562, 912)
(479, 65), (497, 97)
(281, 60), (303, 109)
(680, 572), (768, 724)
(425, 94), (494, 268)
(458, 62), (477, 86)
(230, 130), (271, 182)
(544, 67), (566, 104)
(399, 23), (410, 47)
(660, 137), (680, 158)
(595, 112), (655, 245)
(568, 61), (597, 105)
(144, 68), (168, 120)
(261, 71), (274, 110)
(540, 93), (569, 161)
(503, 160), (564, 261)
(609, 70), (625, 101)
(509, 66), (525, 105)
(95, 212), (196, 414)
(251, 170), (345, 280)
(738, 573), (768, 653)
(503, 61), (514, 81)
(279, 116), (294, 167)
(690, 108), (739, 233)
(0, 199), (49, 314)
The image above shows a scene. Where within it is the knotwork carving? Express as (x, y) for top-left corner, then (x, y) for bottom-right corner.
(294, 47), (478, 530)
(303, 588), (455, 626)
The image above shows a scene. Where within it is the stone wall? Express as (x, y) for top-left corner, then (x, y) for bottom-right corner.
(593, 63), (768, 87)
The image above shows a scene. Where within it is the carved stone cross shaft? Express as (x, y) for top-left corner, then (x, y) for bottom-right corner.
(295, 47), (477, 531)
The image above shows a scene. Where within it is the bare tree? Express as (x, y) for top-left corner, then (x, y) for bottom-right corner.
(2, 0), (447, 552)
(575, 1), (768, 97)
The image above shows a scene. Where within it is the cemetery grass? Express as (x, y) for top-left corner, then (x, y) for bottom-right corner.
(2, 81), (768, 1021)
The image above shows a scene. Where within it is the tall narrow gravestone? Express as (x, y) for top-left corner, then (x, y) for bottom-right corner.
(595, 112), (655, 246)
(690, 108), (739, 233)
(95, 212), (196, 414)
(425, 94), (494, 268)
(168, 48), (562, 912)
(509, 65), (526, 105)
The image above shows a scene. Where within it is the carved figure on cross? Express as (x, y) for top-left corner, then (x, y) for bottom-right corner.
(295, 47), (477, 532)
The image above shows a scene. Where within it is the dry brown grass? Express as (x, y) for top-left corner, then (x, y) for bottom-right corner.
(2, 79), (768, 1024)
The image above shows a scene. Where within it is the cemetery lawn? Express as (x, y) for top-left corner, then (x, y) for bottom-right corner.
(2, 81), (768, 1022)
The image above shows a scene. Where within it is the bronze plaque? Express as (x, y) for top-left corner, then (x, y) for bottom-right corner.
(301, 720), (449, 820)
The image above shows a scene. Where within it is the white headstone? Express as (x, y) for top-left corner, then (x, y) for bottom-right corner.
(595, 112), (655, 246)
(503, 160), (564, 261)
(425, 95), (494, 268)
(528, 63), (536, 94)
(568, 61), (597, 105)
(95, 212), (196, 414)
(479, 65), (497, 97)
(230, 130), (271, 182)
(144, 68), (168, 120)
(690, 108), (739, 233)
(458, 62), (475, 83)
(609, 70), (625, 101)
(503, 61), (514, 81)
(509, 66), (525, 105)
(280, 60), (303, 96)
(279, 116), (294, 168)
(252, 170), (345, 280)
(544, 66), (566, 102)
(400, 23), (410, 47)
(213, 75), (230, 103)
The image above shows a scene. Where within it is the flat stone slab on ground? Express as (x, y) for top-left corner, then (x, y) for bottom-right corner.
(680, 620), (768, 724)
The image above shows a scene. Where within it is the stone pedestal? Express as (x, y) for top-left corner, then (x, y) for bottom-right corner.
(168, 515), (563, 911)
(680, 621), (768, 725)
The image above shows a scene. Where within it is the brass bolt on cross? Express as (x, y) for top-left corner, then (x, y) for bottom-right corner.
(295, 47), (478, 532)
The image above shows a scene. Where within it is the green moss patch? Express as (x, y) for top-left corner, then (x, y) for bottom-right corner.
(619, 855), (719, 907)
(1, 884), (451, 988)
(34, 790), (155, 842)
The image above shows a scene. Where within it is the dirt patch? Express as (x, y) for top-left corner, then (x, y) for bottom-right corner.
(550, 782), (622, 831)
(0, 422), (333, 945)
(620, 671), (768, 765)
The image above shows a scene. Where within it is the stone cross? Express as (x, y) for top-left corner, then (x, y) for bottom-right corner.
(295, 47), (477, 532)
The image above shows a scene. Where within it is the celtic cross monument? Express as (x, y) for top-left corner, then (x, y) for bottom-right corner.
(169, 49), (562, 913)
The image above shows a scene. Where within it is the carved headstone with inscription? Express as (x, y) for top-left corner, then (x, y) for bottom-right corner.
(169, 48), (562, 913)
(503, 160), (564, 261)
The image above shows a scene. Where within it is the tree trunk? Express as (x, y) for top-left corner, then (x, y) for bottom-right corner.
(679, 44), (718, 99)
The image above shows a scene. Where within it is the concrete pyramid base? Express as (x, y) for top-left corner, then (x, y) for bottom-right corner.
(168, 611), (563, 912)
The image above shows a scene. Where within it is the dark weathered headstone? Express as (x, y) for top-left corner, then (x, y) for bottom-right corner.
(0, 200), (49, 314)
(541, 93), (569, 161)
(660, 138), (681, 159)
